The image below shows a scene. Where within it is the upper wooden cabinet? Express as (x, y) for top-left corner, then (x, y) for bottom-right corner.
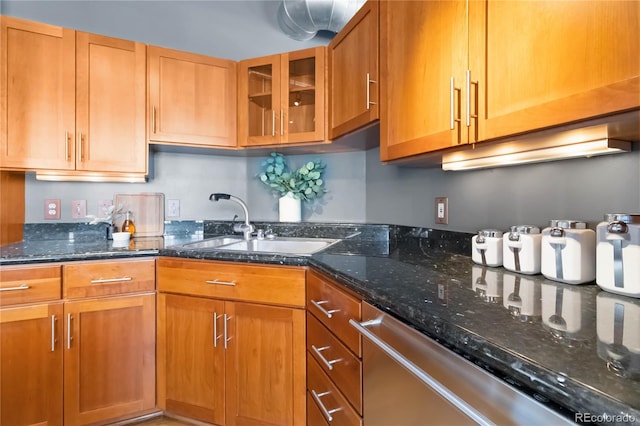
(380, 0), (640, 162)
(0, 16), (147, 174)
(479, 0), (640, 141)
(380, 1), (468, 161)
(1, 17), (75, 170)
(147, 46), (237, 148)
(238, 46), (326, 147)
(75, 32), (146, 173)
(328, 0), (379, 140)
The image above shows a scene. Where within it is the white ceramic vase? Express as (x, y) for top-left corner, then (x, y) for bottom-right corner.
(279, 192), (301, 222)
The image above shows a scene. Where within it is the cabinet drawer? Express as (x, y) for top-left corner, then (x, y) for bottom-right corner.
(0, 264), (61, 306)
(307, 313), (362, 414)
(63, 258), (155, 299)
(157, 257), (306, 307)
(307, 270), (361, 356)
(307, 357), (362, 426)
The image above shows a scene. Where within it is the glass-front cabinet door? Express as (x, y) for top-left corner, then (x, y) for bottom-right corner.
(238, 47), (325, 147)
(283, 47), (325, 144)
(240, 54), (281, 146)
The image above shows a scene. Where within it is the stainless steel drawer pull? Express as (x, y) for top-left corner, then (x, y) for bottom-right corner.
(310, 299), (340, 319)
(311, 345), (342, 371)
(51, 315), (56, 352)
(0, 284), (30, 292)
(311, 389), (342, 422)
(213, 312), (221, 348)
(67, 313), (73, 349)
(366, 72), (377, 110)
(224, 314), (232, 349)
(90, 277), (132, 284)
(349, 318), (494, 426)
(205, 279), (237, 286)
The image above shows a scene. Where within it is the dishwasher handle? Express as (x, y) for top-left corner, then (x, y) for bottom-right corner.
(349, 318), (495, 426)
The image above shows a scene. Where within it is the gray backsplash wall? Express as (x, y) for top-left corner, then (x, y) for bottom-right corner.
(9, 0), (640, 230)
(366, 146), (640, 233)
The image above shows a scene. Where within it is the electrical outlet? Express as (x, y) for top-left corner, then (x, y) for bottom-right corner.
(72, 200), (87, 219)
(44, 199), (61, 220)
(435, 197), (448, 225)
(167, 199), (180, 218)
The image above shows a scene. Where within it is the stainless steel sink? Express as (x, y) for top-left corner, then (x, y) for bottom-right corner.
(178, 235), (243, 249)
(175, 236), (339, 256)
(220, 237), (339, 256)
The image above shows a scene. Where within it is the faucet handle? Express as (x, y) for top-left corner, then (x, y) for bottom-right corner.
(265, 227), (276, 240)
(256, 229), (265, 240)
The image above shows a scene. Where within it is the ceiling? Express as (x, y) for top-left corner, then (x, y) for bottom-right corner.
(2, 0), (334, 60)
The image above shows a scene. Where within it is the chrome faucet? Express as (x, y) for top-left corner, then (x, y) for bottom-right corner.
(209, 193), (255, 240)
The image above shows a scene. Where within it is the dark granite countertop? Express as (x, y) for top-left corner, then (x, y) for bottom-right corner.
(2, 222), (639, 424)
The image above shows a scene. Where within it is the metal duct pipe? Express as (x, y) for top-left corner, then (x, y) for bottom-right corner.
(277, 0), (366, 41)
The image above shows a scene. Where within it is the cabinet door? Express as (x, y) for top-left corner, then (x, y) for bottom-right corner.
(157, 293), (226, 425)
(238, 54), (282, 146)
(329, 0), (379, 140)
(75, 32), (146, 173)
(1, 16), (75, 170)
(225, 302), (306, 426)
(283, 47), (326, 144)
(0, 302), (63, 426)
(148, 46), (237, 148)
(479, 0), (640, 141)
(380, 0), (468, 161)
(64, 293), (155, 425)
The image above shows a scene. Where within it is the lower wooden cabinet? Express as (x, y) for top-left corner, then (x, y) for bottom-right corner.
(0, 302), (64, 426)
(0, 260), (156, 426)
(158, 293), (306, 426)
(157, 258), (307, 426)
(306, 269), (363, 426)
(64, 292), (156, 425)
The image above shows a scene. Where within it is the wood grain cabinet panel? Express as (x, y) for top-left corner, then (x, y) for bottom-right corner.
(0, 302), (64, 426)
(1, 16), (75, 170)
(307, 357), (362, 426)
(147, 46), (237, 148)
(307, 269), (362, 357)
(380, 0), (640, 162)
(479, 0), (640, 141)
(0, 263), (61, 307)
(157, 257), (305, 307)
(75, 32), (146, 173)
(157, 259), (307, 426)
(307, 313), (362, 414)
(63, 292), (156, 425)
(328, 0), (379, 140)
(157, 293), (225, 425)
(1, 16), (147, 174)
(63, 258), (155, 299)
(380, 0), (469, 161)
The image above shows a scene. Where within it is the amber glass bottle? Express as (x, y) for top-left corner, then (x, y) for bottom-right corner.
(121, 211), (136, 235)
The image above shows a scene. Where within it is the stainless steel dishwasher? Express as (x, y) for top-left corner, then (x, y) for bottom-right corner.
(350, 303), (575, 425)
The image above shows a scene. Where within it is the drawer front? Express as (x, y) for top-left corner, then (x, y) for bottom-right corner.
(307, 392), (329, 426)
(63, 258), (155, 299)
(0, 264), (61, 306)
(307, 357), (362, 426)
(307, 313), (362, 414)
(157, 257), (306, 307)
(307, 270), (361, 356)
